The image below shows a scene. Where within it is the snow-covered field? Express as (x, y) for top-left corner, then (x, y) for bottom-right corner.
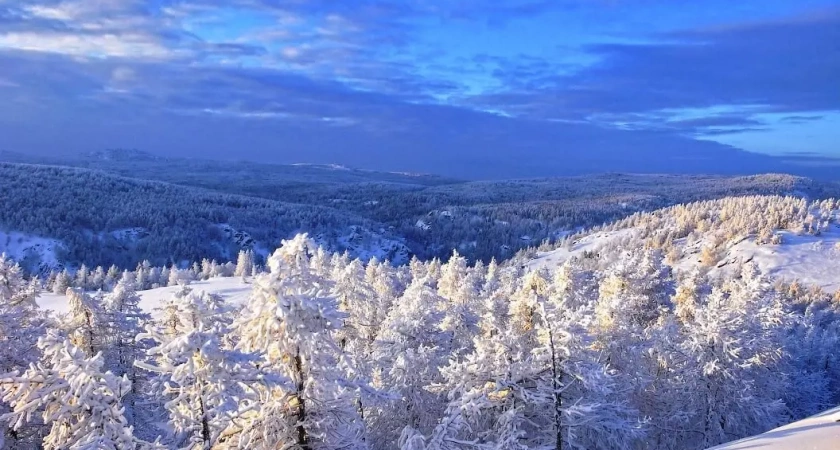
(710, 406), (840, 449)
(528, 225), (840, 293)
(704, 229), (840, 292)
(0, 230), (63, 274)
(526, 229), (637, 271)
(37, 277), (252, 316)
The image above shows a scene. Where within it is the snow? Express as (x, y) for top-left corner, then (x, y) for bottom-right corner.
(0, 230), (64, 273)
(331, 226), (411, 265)
(669, 224), (840, 293)
(709, 229), (840, 292)
(710, 406), (840, 449)
(528, 224), (840, 293)
(37, 277), (253, 316)
(526, 229), (636, 271)
(108, 227), (148, 241)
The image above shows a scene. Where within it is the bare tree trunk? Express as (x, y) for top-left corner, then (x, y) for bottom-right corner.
(293, 351), (310, 450)
(547, 326), (563, 450)
(199, 394), (211, 449)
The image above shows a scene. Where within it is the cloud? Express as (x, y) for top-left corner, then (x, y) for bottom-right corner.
(0, 0), (836, 179)
(779, 115), (825, 124)
(467, 10), (840, 125)
(0, 44), (805, 180)
(0, 31), (177, 58)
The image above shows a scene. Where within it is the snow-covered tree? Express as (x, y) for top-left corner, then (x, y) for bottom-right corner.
(333, 259), (381, 353)
(169, 267), (194, 287)
(52, 269), (72, 294)
(90, 266), (107, 291)
(137, 290), (259, 449)
(437, 251), (481, 357)
(428, 269), (640, 449)
(230, 234), (366, 449)
(0, 332), (136, 450)
(74, 264), (90, 289)
(671, 264), (789, 448)
(234, 250), (255, 279)
(105, 265), (121, 290)
(0, 255), (44, 447)
(370, 276), (448, 448)
(104, 273), (151, 424)
(64, 288), (107, 357)
(0, 254), (42, 370)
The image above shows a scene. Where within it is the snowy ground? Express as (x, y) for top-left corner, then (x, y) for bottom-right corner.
(710, 406), (840, 449)
(526, 229), (637, 272)
(37, 277), (253, 316)
(706, 229), (840, 292)
(528, 225), (840, 293)
(0, 230), (63, 273)
(672, 223), (840, 293)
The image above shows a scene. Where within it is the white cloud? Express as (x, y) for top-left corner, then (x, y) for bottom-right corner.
(24, 4), (78, 21)
(281, 46), (302, 59)
(0, 32), (177, 59)
(23, 0), (138, 22)
(111, 66), (136, 82)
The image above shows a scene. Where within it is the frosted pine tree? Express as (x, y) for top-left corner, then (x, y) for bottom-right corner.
(230, 234), (367, 450)
(428, 270), (639, 449)
(90, 266), (107, 291)
(592, 250), (672, 432)
(674, 264), (789, 448)
(234, 250), (255, 279)
(0, 332), (135, 450)
(0, 254), (44, 447)
(200, 259), (214, 280)
(137, 290), (259, 449)
(64, 288), (107, 357)
(365, 258), (402, 309)
(104, 273), (151, 425)
(310, 246), (333, 277)
(105, 265), (121, 290)
(777, 302), (835, 421)
(333, 259), (381, 353)
(370, 275), (448, 448)
(52, 269), (72, 294)
(437, 251), (480, 357)
(169, 267), (194, 287)
(0, 254), (42, 368)
(75, 264), (90, 289)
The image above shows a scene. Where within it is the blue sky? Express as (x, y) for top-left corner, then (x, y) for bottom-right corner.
(0, 0), (837, 178)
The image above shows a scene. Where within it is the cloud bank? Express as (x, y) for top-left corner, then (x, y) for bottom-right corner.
(0, 0), (837, 178)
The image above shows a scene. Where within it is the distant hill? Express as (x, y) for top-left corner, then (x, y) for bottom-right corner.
(0, 149), (460, 188)
(0, 162), (410, 272)
(4, 151), (840, 267)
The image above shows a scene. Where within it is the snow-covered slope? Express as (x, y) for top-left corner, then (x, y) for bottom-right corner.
(689, 228), (840, 292)
(526, 197), (840, 294)
(710, 406), (840, 449)
(37, 277), (252, 316)
(530, 228), (840, 293)
(526, 229), (637, 271)
(0, 230), (64, 274)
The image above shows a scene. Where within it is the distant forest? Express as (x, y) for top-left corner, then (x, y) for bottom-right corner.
(3, 150), (840, 271)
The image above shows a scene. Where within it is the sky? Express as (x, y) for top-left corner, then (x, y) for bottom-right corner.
(0, 0), (838, 178)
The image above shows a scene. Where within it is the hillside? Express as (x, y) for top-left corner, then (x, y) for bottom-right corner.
(0, 149), (459, 188)
(4, 152), (840, 266)
(711, 406), (840, 449)
(3, 194), (840, 449)
(0, 163), (409, 272)
(522, 195), (840, 294)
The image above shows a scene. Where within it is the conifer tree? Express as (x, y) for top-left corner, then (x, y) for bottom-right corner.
(230, 235), (367, 450)
(0, 332), (136, 450)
